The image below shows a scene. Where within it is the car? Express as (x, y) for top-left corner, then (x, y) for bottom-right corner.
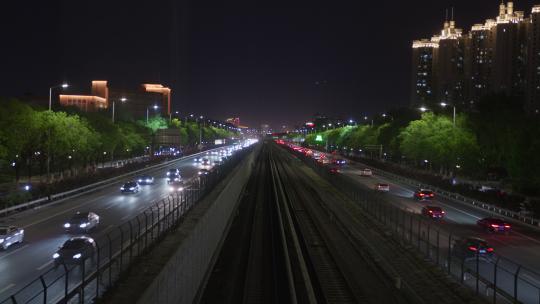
(332, 159), (346, 165)
(0, 226), (24, 250)
(166, 169), (181, 183)
(375, 183), (390, 192)
(202, 158), (210, 166)
(359, 169), (372, 176)
(213, 159), (223, 166)
(120, 181), (140, 193)
(198, 169), (211, 176)
(137, 175), (154, 185)
(53, 237), (96, 266)
(421, 206), (445, 219)
(477, 218), (511, 233)
(414, 189), (435, 200)
(193, 157), (202, 163)
(168, 180), (185, 192)
(453, 237), (494, 260)
(64, 212), (100, 233)
(328, 167), (340, 174)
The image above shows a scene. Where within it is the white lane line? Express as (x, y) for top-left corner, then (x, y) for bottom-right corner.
(120, 214), (131, 221)
(0, 284), (15, 294)
(0, 244), (30, 261)
(22, 193), (109, 229)
(104, 203), (116, 210)
(36, 260), (53, 271)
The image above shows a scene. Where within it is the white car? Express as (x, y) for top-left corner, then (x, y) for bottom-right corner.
(0, 226), (24, 250)
(359, 169), (373, 176)
(375, 183), (390, 192)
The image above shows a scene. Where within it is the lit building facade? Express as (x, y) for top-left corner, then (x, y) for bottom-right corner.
(410, 39), (438, 107)
(412, 2), (539, 112)
(59, 80), (109, 111)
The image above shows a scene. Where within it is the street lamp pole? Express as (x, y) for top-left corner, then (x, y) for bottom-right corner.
(48, 83), (69, 111)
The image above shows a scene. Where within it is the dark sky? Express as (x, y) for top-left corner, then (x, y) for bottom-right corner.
(1, 0), (537, 128)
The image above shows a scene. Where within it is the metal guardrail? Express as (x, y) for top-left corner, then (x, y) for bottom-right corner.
(290, 147), (540, 304)
(354, 161), (540, 228)
(0, 146), (254, 304)
(0, 149), (222, 218)
(306, 147), (539, 228)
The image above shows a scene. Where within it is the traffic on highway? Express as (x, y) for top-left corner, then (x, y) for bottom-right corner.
(0, 141), (255, 302)
(280, 141), (540, 303)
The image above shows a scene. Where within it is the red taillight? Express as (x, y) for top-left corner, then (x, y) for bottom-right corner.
(441, 211), (445, 214)
(487, 247), (494, 252)
(419, 193), (425, 196)
(428, 210), (433, 213)
(468, 246), (478, 251)
(491, 224), (499, 228)
(504, 225), (511, 228)
(429, 193), (434, 197)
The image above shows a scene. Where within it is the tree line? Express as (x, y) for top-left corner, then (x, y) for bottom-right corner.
(0, 99), (237, 183)
(303, 95), (540, 195)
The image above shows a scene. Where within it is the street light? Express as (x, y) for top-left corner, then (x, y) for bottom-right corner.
(49, 83), (69, 111)
(112, 97), (127, 123)
(440, 102), (456, 127)
(419, 107), (428, 112)
(146, 105), (159, 124)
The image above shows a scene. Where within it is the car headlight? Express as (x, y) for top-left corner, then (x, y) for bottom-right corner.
(138, 179), (142, 182)
(169, 187), (175, 191)
(73, 253), (82, 259)
(129, 187), (135, 190)
(167, 172), (170, 176)
(64, 223), (71, 228)
(53, 253), (60, 259)
(178, 187), (184, 191)
(146, 179), (152, 182)
(80, 223), (89, 228)
(0, 239), (4, 244)
(120, 187), (125, 190)
(198, 172), (202, 175)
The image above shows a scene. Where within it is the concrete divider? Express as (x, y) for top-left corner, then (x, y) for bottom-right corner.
(137, 146), (258, 304)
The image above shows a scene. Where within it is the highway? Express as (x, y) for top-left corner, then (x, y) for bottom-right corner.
(0, 145), (243, 301)
(282, 143), (540, 303)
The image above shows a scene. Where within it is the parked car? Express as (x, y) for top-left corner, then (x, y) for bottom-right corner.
(453, 237), (494, 260)
(477, 218), (511, 233)
(374, 183), (390, 192)
(64, 212), (100, 233)
(53, 237), (96, 266)
(359, 169), (372, 176)
(137, 175), (154, 185)
(120, 181), (140, 193)
(421, 206), (445, 219)
(414, 189), (435, 200)
(0, 226), (24, 250)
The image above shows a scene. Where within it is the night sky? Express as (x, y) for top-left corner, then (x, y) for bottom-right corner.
(1, 0), (538, 128)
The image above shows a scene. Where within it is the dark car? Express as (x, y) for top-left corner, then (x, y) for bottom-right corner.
(332, 158), (346, 165)
(198, 169), (211, 176)
(202, 158), (210, 166)
(328, 167), (340, 174)
(414, 189), (435, 200)
(168, 180), (185, 193)
(166, 169), (181, 183)
(137, 175), (154, 185)
(477, 218), (511, 233)
(63, 212), (100, 233)
(421, 206), (445, 219)
(120, 181), (140, 193)
(53, 237), (96, 266)
(453, 237), (494, 260)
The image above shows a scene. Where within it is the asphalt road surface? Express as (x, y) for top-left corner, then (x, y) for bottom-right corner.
(0, 145), (241, 301)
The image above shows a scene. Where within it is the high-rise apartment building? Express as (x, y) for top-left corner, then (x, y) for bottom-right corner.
(410, 39), (438, 107)
(411, 2), (538, 112)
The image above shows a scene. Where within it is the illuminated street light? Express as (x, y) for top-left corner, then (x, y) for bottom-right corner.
(440, 102), (456, 127)
(419, 107), (428, 112)
(49, 83), (69, 111)
(146, 105), (159, 124)
(112, 97), (127, 123)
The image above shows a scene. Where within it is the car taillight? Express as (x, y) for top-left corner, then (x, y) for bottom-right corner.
(468, 246), (478, 251)
(504, 225), (511, 228)
(419, 193), (425, 196)
(491, 224), (499, 228)
(487, 247), (494, 252)
(428, 210), (433, 213)
(429, 193), (434, 197)
(441, 211), (445, 214)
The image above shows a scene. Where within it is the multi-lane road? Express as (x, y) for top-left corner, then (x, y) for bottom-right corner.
(0, 144), (244, 301)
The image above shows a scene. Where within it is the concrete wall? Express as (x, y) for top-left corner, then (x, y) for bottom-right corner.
(137, 147), (257, 304)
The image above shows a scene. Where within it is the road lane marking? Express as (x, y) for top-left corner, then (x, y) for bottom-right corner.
(0, 244), (30, 261)
(120, 214), (131, 221)
(0, 284), (15, 294)
(104, 203), (116, 210)
(36, 260), (53, 271)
